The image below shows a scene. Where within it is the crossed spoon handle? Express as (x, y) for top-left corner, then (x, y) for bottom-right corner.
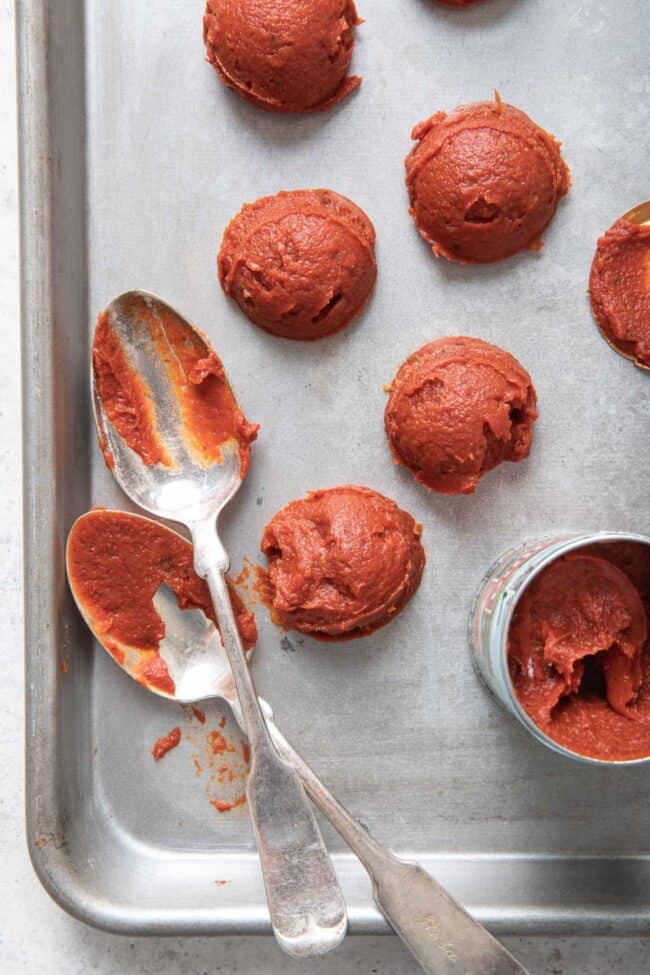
(191, 517), (347, 957)
(225, 693), (529, 975)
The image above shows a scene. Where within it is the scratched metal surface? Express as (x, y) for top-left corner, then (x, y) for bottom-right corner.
(20, 0), (650, 935)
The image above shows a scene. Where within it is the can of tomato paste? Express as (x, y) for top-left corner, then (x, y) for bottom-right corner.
(469, 531), (650, 766)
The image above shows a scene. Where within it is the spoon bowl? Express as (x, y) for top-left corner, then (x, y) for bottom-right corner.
(66, 522), (238, 705)
(93, 291), (244, 522)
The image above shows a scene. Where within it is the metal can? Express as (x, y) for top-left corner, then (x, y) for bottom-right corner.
(469, 531), (650, 766)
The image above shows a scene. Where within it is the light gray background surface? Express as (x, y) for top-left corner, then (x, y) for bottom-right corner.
(3, 0), (650, 971)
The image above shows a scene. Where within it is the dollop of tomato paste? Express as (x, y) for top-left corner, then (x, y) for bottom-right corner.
(508, 547), (650, 761)
(67, 509), (257, 695)
(589, 218), (650, 368)
(405, 97), (570, 263)
(203, 0), (361, 114)
(385, 337), (537, 495)
(261, 486), (425, 640)
(218, 189), (376, 341)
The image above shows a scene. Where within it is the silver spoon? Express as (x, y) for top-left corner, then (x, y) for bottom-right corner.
(68, 519), (529, 975)
(90, 290), (346, 958)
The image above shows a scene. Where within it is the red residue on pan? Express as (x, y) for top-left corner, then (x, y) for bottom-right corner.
(214, 880), (229, 886)
(207, 730), (236, 755)
(152, 704), (251, 814)
(152, 726), (182, 761)
(231, 559), (254, 603)
(34, 836), (49, 849)
(231, 558), (271, 610)
(192, 706), (207, 724)
(60, 658), (68, 675)
(253, 563), (274, 606)
(195, 719), (251, 814)
(211, 794), (247, 813)
(232, 560), (251, 587)
(238, 561), (287, 629)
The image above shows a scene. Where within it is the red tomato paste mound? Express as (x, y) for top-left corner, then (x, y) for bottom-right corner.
(589, 218), (650, 368)
(218, 189), (377, 340)
(260, 486), (425, 640)
(508, 547), (650, 761)
(152, 727), (182, 760)
(203, 0), (361, 114)
(384, 337), (537, 495)
(405, 96), (570, 263)
(67, 510), (257, 695)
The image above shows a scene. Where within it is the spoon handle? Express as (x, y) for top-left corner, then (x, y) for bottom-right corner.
(191, 521), (346, 959)
(251, 707), (528, 975)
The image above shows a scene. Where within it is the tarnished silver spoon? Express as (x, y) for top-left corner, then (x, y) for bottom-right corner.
(90, 290), (346, 958)
(68, 512), (529, 975)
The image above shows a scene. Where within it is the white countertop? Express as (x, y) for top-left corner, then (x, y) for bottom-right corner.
(1, 3), (647, 972)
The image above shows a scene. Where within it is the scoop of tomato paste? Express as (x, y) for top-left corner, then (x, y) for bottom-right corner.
(218, 189), (376, 341)
(384, 337), (537, 495)
(203, 0), (361, 113)
(405, 97), (570, 263)
(260, 486), (425, 640)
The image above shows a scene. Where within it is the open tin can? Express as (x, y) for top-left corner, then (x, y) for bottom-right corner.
(469, 531), (650, 766)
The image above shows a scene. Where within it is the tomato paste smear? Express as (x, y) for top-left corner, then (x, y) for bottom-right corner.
(211, 794), (247, 813)
(508, 545), (650, 761)
(93, 302), (258, 476)
(67, 509), (257, 696)
(152, 727), (182, 761)
(93, 310), (170, 468)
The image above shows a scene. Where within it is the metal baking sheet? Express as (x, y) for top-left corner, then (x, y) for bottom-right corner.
(19, 0), (650, 936)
